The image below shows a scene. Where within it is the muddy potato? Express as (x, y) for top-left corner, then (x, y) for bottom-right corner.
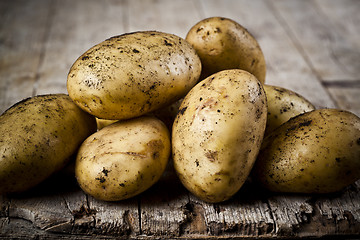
(172, 69), (267, 203)
(75, 116), (171, 201)
(0, 94), (97, 194)
(253, 109), (360, 193)
(264, 84), (315, 135)
(67, 31), (202, 120)
(186, 17), (266, 83)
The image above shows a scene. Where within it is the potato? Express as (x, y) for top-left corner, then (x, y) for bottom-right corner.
(252, 109), (360, 193)
(67, 31), (202, 120)
(0, 94), (97, 194)
(172, 69), (267, 203)
(186, 17), (266, 83)
(75, 116), (171, 201)
(264, 84), (315, 135)
(96, 118), (118, 130)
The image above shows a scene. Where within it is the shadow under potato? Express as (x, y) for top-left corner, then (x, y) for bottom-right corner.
(8, 158), (80, 199)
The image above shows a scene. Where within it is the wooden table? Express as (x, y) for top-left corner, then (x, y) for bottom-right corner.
(1, 0), (359, 239)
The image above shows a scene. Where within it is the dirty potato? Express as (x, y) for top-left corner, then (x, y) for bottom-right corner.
(172, 69), (267, 203)
(0, 94), (97, 194)
(186, 17), (266, 83)
(67, 31), (202, 120)
(264, 84), (315, 135)
(253, 109), (360, 193)
(75, 116), (171, 201)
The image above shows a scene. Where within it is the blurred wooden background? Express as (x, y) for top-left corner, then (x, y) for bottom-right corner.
(0, 0), (359, 239)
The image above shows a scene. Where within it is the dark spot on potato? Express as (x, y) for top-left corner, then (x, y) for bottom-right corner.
(335, 157), (341, 162)
(164, 40), (173, 46)
(357, 138), (360, 145)
(133, 49), (140, 53)
(274, 88), (285, 94)
(280, 107), (289, 114)
(195, 159), (200, 167)
(119, 183), (125, 187)
(102, 168), (110, 176)
(81, 55), (89, 61)
(152, 151), (159, 159)
(95, 176), (106, 183)
(178, 106), (187, 115)
(205, 150), (218, 162)
(88, 64), (95, 68)
(299, 120), (312, 127)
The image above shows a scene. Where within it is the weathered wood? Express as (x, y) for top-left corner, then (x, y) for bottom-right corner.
(327, 85), (360, 117)
(270, 0), (360, 82)
(188, 182), (275, 237)
(314, 0), (360, 82)
(0, 0), (53, 114)
(127, 0), (202, 39)
(87, 195), (139, 236)
(139, 160), (190, 237)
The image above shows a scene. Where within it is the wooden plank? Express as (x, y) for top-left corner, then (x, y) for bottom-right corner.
(267, 194), (314, 236)
(34, 0), (128, 95)
(86, 196), (140, 236)
(188, 182), (275, 237)
(270, 0), (359, 82)
(6, 166), (82, 233)
(139, 160), (190, 237)
(314, 0), (360, 83)
(0, 0), (52, 114)
(1, 165), (140, 238)
(267, 180), (360, 238)
(327, 86), (360, 117)
(128, 0), (203, 39)
(198, 0), (336, 109)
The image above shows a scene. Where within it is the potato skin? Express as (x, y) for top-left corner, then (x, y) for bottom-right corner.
(172, 69), (267, 203)
(264, 85), (315, 135)
(67, 31), (201, 120)
(253, 109), (360, 193)
(95, 118), (117, 130)
(186, 17), (266, 83)
(0, 94), (97, 194)
(75, 116), (170, 201)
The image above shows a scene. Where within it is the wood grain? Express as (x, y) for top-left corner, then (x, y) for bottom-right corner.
(0, 0), (52, 114)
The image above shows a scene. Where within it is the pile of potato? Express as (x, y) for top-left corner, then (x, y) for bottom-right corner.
(0, 17), (359, 203)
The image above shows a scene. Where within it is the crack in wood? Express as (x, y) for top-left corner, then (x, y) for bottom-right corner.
(179, 201), (207, 236)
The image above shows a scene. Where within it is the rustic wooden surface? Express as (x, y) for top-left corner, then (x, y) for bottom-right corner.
(1, 0), (359, 239)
